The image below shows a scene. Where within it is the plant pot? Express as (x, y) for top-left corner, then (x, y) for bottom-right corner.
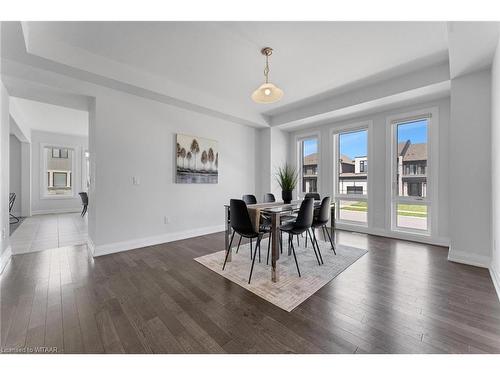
(282, 190), (292, 204)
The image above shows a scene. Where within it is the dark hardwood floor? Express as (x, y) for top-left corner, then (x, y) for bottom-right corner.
(2, 230), (500, 354)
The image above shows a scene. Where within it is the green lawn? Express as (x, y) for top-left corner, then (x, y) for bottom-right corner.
(339, 201), (427, 218)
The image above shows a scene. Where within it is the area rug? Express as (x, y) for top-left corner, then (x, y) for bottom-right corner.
(194, 238), (367, 312)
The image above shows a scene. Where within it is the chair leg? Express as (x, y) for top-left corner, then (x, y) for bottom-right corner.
(279, 232), (283, 254)
(250, 238), (253, 259)
(296, 235), (300, 247)
(325, 225), (336, 254)
(312, 228), (324, 264)
(305, 231), (308, 247)
(321, 225), (327, 241)
(222, 231), (235, 270)
(289, 236), (301, 277)
(248, 235), (261, 284)
(236, 235), (242, 253)
(266, 232), (271, 265)
(258, 236), (261, 263)
(306, 229), (321, 266)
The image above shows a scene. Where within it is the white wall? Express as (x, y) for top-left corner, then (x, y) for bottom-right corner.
(91, 88), (258, 255)
(1, 81), (11, 273)
(448, 69), (492, 267)
(31, 130), (88, 215)
(288, 97), (450, 245)
(270, 128), (290, 198)
(9, 134), (22, 215)
(491, 38), (500, 294)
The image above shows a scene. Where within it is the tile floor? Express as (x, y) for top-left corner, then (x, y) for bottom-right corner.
(9, 212), (88, 254)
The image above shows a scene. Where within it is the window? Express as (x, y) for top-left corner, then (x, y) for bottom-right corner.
(334, 128), (368, 225)
(360, 160), (367, 173)
(298, 137), (318, 194)
(52, 147), (69, 159)
(82, 150), (90, 191)
(392, 117), (429, 232)
(43, 145), (74, 197)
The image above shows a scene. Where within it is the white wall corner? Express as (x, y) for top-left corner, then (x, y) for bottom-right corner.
(447, 247), (491, 268)
(87, 236), (96, 256)
(490, 264), (500, 301)
(0, 245), (12, 275)
(92, 224), (225, 257)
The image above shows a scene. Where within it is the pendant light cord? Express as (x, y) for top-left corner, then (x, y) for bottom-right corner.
(264, 54), (270, 84)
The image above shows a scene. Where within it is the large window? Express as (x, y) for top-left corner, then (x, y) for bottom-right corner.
(298, 137), (318, 194)
(392, 117), (429, 233)
(43, 145), (74, 197)
(334, 128), (368, 225)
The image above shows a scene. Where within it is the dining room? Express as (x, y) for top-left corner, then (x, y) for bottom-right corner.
(2, 7), (500, 373)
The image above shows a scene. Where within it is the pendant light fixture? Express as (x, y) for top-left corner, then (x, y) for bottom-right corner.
(251, 47), (283, 104)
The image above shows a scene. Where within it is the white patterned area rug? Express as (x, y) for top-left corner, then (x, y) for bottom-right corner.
(194, 239), (367, 312)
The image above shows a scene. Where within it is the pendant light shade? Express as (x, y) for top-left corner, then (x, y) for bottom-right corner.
(251, 82), (284, 103)
(251, 47), (283, 104)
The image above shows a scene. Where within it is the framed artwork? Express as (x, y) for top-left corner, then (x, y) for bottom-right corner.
(176, 133), (218, 184)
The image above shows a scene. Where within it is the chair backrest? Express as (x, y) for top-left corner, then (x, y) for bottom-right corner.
(263, 193), (275, 203)
(294, 198), (314, 231)
(304, 192), (320, 201)
(79, 192), (88, 205)
(9, 193), (16, 212)
(230, 199), (255, 235)
(316, 196), (331, 224)
(242, 194), (257, 205)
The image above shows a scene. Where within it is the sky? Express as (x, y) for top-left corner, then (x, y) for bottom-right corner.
(303, 119), (428, 159)
(397, 119), (428, 144)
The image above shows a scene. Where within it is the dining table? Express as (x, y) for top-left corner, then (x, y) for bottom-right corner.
(224, 199), (335, 282)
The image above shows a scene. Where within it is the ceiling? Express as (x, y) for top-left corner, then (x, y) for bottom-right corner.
(10, 97), (89, 138)
(2, 21), (498, 129)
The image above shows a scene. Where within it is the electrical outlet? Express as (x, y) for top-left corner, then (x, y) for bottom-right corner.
(132, 176), (140, 185)
(164, 216), (171, 224)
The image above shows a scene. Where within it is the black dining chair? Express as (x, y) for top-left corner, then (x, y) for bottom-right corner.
(78, 192), (88, 217)
(304, 192), (321, 201)
(275, 198), (321, 277)
(311, 197), (336, 255)
(263, 193), (275, 203)
(242, 194), (257, 205)
(9, 193), (19, 224)
(223, 199), (271, 284)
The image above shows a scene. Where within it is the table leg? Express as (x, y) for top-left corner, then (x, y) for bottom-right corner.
(271, 212), (280, 282)
(330, 204), (335, 244)
(225, 205), (232, 262)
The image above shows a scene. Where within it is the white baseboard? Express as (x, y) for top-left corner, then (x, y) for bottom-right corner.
(91, 224), (225, 257)
(31, 208), (81, 215)
(335, 223), (450, 247)
(447, 247), (491, 268)
(0, 246), (12, 275)
(490, 264), (500, 302)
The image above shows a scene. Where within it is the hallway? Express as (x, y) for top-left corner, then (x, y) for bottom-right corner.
(10, 213), (88, 254)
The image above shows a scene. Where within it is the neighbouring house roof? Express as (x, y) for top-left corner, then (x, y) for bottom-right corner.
(398, 141), (427, 161)
(304, 153), (318, 165)
(340, 154), (354, 165)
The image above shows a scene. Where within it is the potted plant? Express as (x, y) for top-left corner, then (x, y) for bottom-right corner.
(276, 164), (298, 204)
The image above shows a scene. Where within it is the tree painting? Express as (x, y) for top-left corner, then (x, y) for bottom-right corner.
(176, 134), (218, 184)
(176, 142), (181, 166)
(201, 150), (208, 170)
(208, 147), (215, 171)
(190, 139), (200, 170)
(180, 147), (186, 168)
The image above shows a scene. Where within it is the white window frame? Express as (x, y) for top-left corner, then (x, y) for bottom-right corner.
(332, 121), (373, 227)
(40, 142), (78, 200)
(386, 107), (439, 236)
(296, 133), (321, 198)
